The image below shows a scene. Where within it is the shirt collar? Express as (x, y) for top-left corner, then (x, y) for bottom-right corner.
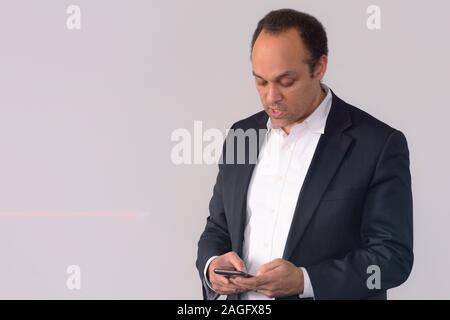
(266, 83), (332, 135)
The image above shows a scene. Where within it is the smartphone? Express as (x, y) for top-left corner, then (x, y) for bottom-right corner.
(214, 268), (254, 278)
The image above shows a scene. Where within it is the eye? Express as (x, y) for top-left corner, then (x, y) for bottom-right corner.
(280, 79), (295, 87)
(256, 80), (268, 86)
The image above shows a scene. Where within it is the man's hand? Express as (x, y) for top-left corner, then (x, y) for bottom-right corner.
(230, 258), (304, 298)
(207, 252), (252, 295)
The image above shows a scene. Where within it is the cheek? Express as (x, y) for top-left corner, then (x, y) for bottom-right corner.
(258, 93), (267, 106)
(290, 82), (308, 96)
(284, 91), (309, 116)
(287, 85), (310, 104)
(282, 88), (302, 108)
(256, 87), (266, 100)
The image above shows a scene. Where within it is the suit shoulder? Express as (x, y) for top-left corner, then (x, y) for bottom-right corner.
(342, 100), (404, 143)
(331, 93), (410, 151)
(229, 110), (267, 130)
(347, 104), (393, 132)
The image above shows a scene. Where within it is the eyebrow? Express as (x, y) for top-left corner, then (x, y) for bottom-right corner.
(252, 70), (298, 81)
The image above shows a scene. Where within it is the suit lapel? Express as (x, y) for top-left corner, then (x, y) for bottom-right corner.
(283, 93), (353, 260)
(233, 163), (254, 257)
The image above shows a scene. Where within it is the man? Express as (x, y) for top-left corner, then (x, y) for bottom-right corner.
(196, 9), (413, 300)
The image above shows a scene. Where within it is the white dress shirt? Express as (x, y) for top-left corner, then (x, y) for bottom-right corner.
(205, 84), (332, 300)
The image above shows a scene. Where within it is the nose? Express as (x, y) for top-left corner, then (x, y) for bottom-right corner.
(266, 84), (283, 107)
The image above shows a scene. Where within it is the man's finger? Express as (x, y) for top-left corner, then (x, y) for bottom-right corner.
(231, 276), (257, 288)
(229, 277), (252, 291)
(252, 282), (272, 291)
(214, 283), (248, 295)
(213, 274), (230, 286)
(256, 258), (282, 276)
(214, 287), (236, 295)
(232, 274), (270, 288)
(255, 289), (276, 298)
(214, 285), (232, 294)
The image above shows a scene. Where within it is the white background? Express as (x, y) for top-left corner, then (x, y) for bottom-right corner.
(0, 0), (449, 299)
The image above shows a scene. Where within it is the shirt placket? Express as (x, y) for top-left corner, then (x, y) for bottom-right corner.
(267, 133), (295, 260)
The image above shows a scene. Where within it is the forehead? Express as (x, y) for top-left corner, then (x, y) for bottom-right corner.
(251, 28), (309, 79)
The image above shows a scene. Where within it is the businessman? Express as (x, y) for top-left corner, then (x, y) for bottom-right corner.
(196, 9), (413, 300)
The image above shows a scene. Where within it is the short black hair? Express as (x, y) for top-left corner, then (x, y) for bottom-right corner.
(251, 8), (328, 76)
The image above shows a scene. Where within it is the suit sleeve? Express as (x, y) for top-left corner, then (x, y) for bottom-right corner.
(196, 126), (234, 300)
(306, 129), (414, 299)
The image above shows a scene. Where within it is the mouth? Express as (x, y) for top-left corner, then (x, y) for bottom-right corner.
(268, 107), (286, 119)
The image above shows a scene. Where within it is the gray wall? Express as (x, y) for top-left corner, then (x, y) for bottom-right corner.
(0, 0), (448, 299)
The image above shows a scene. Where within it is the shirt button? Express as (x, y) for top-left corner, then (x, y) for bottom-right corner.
(270, 209), (276, 214)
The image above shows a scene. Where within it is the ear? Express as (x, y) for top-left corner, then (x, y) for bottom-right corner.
(314, 55), (328, 80)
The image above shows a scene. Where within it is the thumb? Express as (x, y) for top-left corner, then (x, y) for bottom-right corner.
(228, 252), (247, 273)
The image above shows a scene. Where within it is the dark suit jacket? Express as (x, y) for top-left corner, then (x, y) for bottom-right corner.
(196, 90), (413, 300)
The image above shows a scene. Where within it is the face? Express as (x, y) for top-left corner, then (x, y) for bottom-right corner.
(251, 28), (328, 133)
